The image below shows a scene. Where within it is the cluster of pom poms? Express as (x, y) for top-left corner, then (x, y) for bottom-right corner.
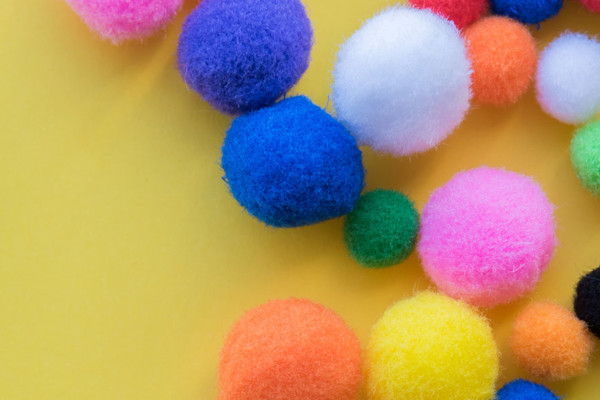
(177, 0), (313, 115)
(332, 7), (472, 156)
(571, 120), (600, 196)
(510, 302), (593, 380)
(366, 292), (498, 400)
(464, 17), (537, 106)
(218, 298), (362, 400)
(536, 33), (600, 125)
(574, 266), (600, 339)
(418, 167), (557, 307)
(343, 190), (419, 268)
(221, 96), (364, 227)
(65, 0), (183, 43)
(61, 0), (600, 397)
(496, 379), (559, 400)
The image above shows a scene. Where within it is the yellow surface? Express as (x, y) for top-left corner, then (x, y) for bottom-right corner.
(1, 1), (599, 399)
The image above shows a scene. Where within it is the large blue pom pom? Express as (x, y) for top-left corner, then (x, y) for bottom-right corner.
(497, 379), (559, 400)
(491, 0), (562, 24)
(222, 96), (364, 227)
(177, 0), (313, 115)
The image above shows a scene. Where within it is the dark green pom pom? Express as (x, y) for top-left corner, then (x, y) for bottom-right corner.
(343, 189), (419, 268)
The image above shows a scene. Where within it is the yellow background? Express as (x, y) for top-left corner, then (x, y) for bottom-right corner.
(1, 0), (599, 399)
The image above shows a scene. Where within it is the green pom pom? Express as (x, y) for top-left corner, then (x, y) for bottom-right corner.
(343, 189), (419, 268)
(571, 120), (600, 196)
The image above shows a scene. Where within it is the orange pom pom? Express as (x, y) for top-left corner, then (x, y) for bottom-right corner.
(463, 16), (537, 105)
(218, 298), (362, 400)
(510, 302), (594, 381)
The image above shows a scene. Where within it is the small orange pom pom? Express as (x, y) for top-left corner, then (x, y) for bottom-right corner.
(510, 302), (593, 381)
(463, 16), (537, 105)
(218, 298), (362, 400)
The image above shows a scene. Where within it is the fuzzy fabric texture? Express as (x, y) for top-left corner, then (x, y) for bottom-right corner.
(418, 167), (557, 308)
(491, 0), (562, 24)
(65, 0), (182, 43)
(366, 292), (498, 400)
(177, 0), (313, 115)
(570, 120), (600, 196)
(408, 0), (488, 29)
(510, 302), (593, 380)
(221, 96), (364, 228)
(464, 17), (537, 106)
(580, 0), (600, 12)
(332, 7), (472, 156)
(497, 379), (559, 400)
(536, 33), (600, 124)
(574, 266), (600, 339)
(343, 190), (419, 268)
(219, 298), (362, 400)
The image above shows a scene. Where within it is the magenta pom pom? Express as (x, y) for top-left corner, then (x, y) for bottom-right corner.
(65, 0), (183, 43)
(418, 167), (557, 307)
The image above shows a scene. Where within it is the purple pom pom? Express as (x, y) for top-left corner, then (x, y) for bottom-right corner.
(177, 0), (313, 115)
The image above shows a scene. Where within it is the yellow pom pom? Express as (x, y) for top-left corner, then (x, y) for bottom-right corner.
(366, 292), (499, 400)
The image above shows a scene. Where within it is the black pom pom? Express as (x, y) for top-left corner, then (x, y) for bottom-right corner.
(574, 266), (600, 338)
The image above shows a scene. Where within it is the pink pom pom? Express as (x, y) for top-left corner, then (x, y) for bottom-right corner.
(418, 167), (557, 308)
(65, 0), (183, 43)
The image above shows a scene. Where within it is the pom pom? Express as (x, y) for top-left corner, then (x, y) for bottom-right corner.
(418, 167), (557, 307)
(574, 266), (600, 339)
(366, 292), (498, 400)
(408, 0), (488, 29)
(219, 298), (362, 400)
(570, 120), (600, 195)
(65, 0), (183, 43)
(343, 190), (419, 268)
(490, 0), (562, 24)
(511, 302), (594, 381)
(463, 17), (537, 106)
(580, 0), (600, 12)
(497, 379), (559, 400)
(536, 33), (600, 124)
(177, 0), (313, 115)
(332, 7), (472, 156)
(221, 96), (364, 227)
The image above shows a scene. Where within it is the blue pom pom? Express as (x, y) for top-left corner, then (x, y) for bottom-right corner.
(222, 96), (364, 227)
(491, 0), (562, 24)
(177, 0), (313, 115)
(497, 379), (559, 400)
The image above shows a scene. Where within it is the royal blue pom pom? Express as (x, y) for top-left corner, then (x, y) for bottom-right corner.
(222, 96), (364, 227)
(177, 0), (313, 115)
(497, 379), (559, 400)
(491, 0), (562, 24)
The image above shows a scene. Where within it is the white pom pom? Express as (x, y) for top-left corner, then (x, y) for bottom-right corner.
(536, 33), (600, 125)
(332, 7), (472, 157)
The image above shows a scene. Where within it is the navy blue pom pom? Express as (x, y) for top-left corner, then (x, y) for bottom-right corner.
(496, 379), (559, 400)
(491, 0), (562, 24)
(177, 0), (313, 115)
(222, 96), (364, 227)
